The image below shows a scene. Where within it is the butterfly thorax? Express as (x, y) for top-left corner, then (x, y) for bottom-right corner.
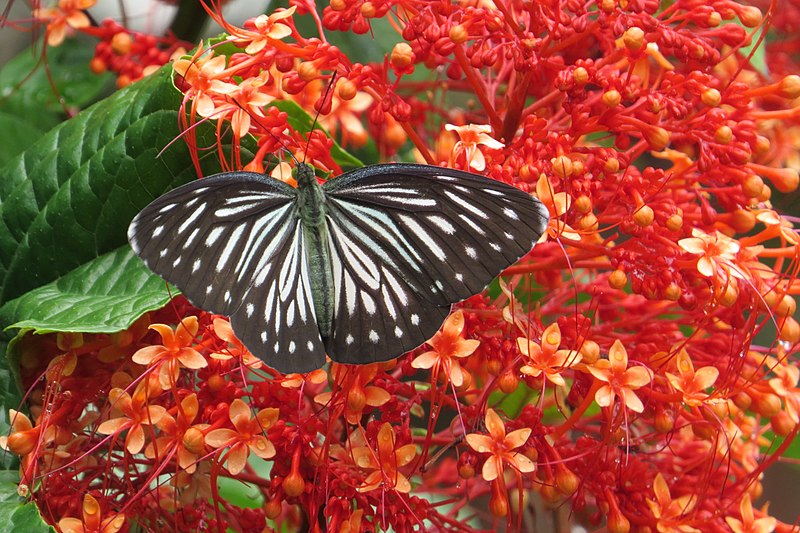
(295, 163), (335, 338)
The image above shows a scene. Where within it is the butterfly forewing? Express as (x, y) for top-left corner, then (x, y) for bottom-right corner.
(128, 172), (325, 373)
(321, 164), (549, 363)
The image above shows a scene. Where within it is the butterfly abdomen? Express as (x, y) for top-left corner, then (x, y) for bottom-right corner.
(296, 163), (335, 337)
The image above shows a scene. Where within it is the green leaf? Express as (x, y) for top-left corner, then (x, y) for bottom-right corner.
(0, 248), (173, 334)
(0, 339), (20, 471)
(0, 472), (53, 532)
(0, 65), (225, 308)
(268, 100), (363, 169)
(0, 37), (114, 132)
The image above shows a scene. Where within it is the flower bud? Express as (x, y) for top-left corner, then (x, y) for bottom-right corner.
(779, 316), (800, 343)
(580, 340), (600, 364)
(739, 6), (762, 27)
(714, 125), (733, 144)
(575, 195), (592, 214)
(602, 89), (621, 106)
(622, 27), (645, 51)
(573, 67), (589, 85)
(282, 470), (305, 498)
(633, 204), (654, 226)
(701, 88), (721, 106)
(111, 32), (132, 55)
(609, 269), (627, 289)
(551, 155), (573, 178)
(771, 411), (797, 437)
(391, 42), (414, 69)
(664, 211), (682, 231)
(337, 79), (357, 100)
(778, 75), (800, 99)
(449, 24), (468, 44)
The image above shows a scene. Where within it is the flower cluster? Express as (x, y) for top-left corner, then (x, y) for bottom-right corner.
(6, 0), (800, 531)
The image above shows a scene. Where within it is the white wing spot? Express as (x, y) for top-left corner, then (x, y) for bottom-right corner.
(289, 341), (296, 354)
(153, 225), (164, 237)
(307, 340), (314, 351)
(428, 215), (456, 235)
(411, 314), (420, 326)
(362, 292), (377, 315)
(443, 190), (489, 219)
(346, 334), (355, 345)
(205, 226), (225, 247)
(504, 232), (513, 240)
(394, 326), (403, 338)
(172, 256), (182, 267)
(206, 285), (213, 294)
(261, 332), (267, 342)
(274, 341), (280, 352)
(224, 290), (231, 303)
(159, 249), (168, 258)
(398, 214), (446, 261)
(177, 206), (205, 235)
(503, 207), (519, 220)
(192, 259), (201, 273)
(455, 273), (464, 282)
(246, 303), (255, 317)
(369, 330), (379, 343)
(490, 242), (502, 251)
(465, 246), (477, 259)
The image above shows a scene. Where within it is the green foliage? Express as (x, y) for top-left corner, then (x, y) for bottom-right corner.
(0, 248), (174, 334)
(0, 37), (114, 167)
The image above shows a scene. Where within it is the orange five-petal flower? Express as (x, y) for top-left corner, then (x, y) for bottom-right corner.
(586, 340), (652, 413)
(465, 408), (535, 481)
(353, 423), (417, 493)
(517, 323), (582, 387)
(204, 399), (279, 475)
(665, 349), (719, 407)
(132, 316), (207, 389)
(97, 387), (168, 454)
(445, 123), (504, 172)
(412, 310), (479, 387)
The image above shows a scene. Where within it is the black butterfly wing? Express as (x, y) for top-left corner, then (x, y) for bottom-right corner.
(321, 163), (549, 364)
(127, 172), (326, 373)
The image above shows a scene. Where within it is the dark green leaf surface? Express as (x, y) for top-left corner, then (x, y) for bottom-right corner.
(0, 66), (218, 307)
(0, 248), (173, 334)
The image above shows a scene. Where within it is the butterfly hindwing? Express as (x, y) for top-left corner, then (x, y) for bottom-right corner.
(321, 163), (549, 363)
(128, 172), (325, 373)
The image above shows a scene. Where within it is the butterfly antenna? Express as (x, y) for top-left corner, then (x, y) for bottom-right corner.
(303, 71), (338, 164)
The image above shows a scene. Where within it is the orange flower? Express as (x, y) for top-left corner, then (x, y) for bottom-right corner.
(132, 316), (207, 389)
(320, 88), (374, 147)
(465, 408), (535, 481)
(411, 310), (479, 387)
(445, 123), (504, 171)
(352, 423), (417, 493)
(645, 473), (699, 533)
(210, 318), (261, 367)
(97, 386), (167, 454)
(58, 493), (125, 533)
(211, 73), (274, 139)
(230, 6), (297, 54)
(33, 0), (94, 47)
(0, 410), (51, 457)
(145, 394), (209, 474)
(535, 174), (581, 241)
(517, 323), (582, 387)
(767, 356), (800, 423)
(315, 363), (391, 424)
(725, 493), (777, 533)
(204, 399), (278, 475)
(678, 228), (740, 278)
(173, 49), (238, 118)
(665, 349), (719, 407)
(586, 340), (652, 413)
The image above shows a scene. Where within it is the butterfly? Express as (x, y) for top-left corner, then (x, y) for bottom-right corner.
(127, 162), (549, 373)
